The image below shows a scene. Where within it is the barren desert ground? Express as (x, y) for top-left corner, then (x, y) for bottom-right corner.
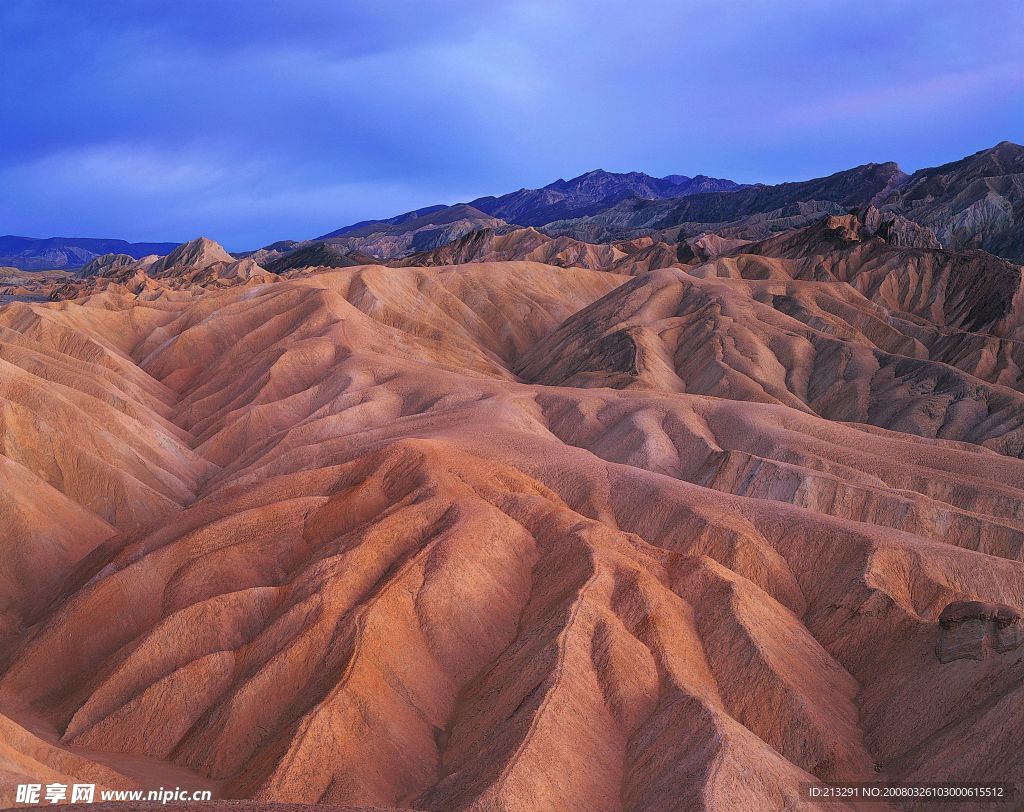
(2, 138), (1024, 812)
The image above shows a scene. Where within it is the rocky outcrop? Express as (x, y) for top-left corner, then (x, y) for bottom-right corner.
(857, 205), (941, 249)
(881, 141), (1024, 263)
(936, 601), (1024, 663)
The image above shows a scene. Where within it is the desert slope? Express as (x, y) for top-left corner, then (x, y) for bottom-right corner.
(1, 244), (1023, 810)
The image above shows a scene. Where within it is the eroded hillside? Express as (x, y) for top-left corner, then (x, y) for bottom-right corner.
(1, 223), (1023, 811)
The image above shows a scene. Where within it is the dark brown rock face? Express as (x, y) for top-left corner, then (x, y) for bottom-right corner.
(936, 601), (1024, 663)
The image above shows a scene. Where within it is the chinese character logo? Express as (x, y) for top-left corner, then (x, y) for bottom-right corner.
(44, 783), (68, 804)
(71, 784), (96, 803)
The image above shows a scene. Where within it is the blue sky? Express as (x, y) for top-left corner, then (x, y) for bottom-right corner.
(1, 0), (1022, 250)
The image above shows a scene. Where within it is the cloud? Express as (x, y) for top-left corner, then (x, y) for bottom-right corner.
(1, 0), (1021, 247)
(777, 62), (1024, 130)
(0, 140), (481, 248)
(3, 143), (251, 195)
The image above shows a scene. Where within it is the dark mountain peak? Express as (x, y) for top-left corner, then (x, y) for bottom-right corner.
(543, 168), (653, 192)
(972, 140), (1024, 170)
(763, 161), (906, 202)
(673, 174), (749, 195)
(317, 203), (495, 240)
(905, 141), (1023, 186)
(978, 140), (1023, 158)
(468, 168), (744, 227)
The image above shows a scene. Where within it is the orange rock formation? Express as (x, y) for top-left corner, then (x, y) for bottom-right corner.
(1, 227), (1023, 810)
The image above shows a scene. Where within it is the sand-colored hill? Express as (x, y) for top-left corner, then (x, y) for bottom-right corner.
(1, 235), (1024, 810)
(517, 268), (1024, 454)
(393, 227), (741, 278)
(52, 238), (276, 301)
(394, 227), (625, 271)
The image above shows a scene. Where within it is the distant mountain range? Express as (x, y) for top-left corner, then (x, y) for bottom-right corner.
(281, 143), (1024, 267)
(540, 161), (906, 241)
(4, 142), (1023, 270)
(541, 142), (1024, 259)
(0, 235), (181, 271)
(0, 170), (743, 270)
(263, 143), (1024, 267)
(467, 170), (745, 226)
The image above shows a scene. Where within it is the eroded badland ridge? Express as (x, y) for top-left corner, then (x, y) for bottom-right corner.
(2, 143), (1024, 811)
